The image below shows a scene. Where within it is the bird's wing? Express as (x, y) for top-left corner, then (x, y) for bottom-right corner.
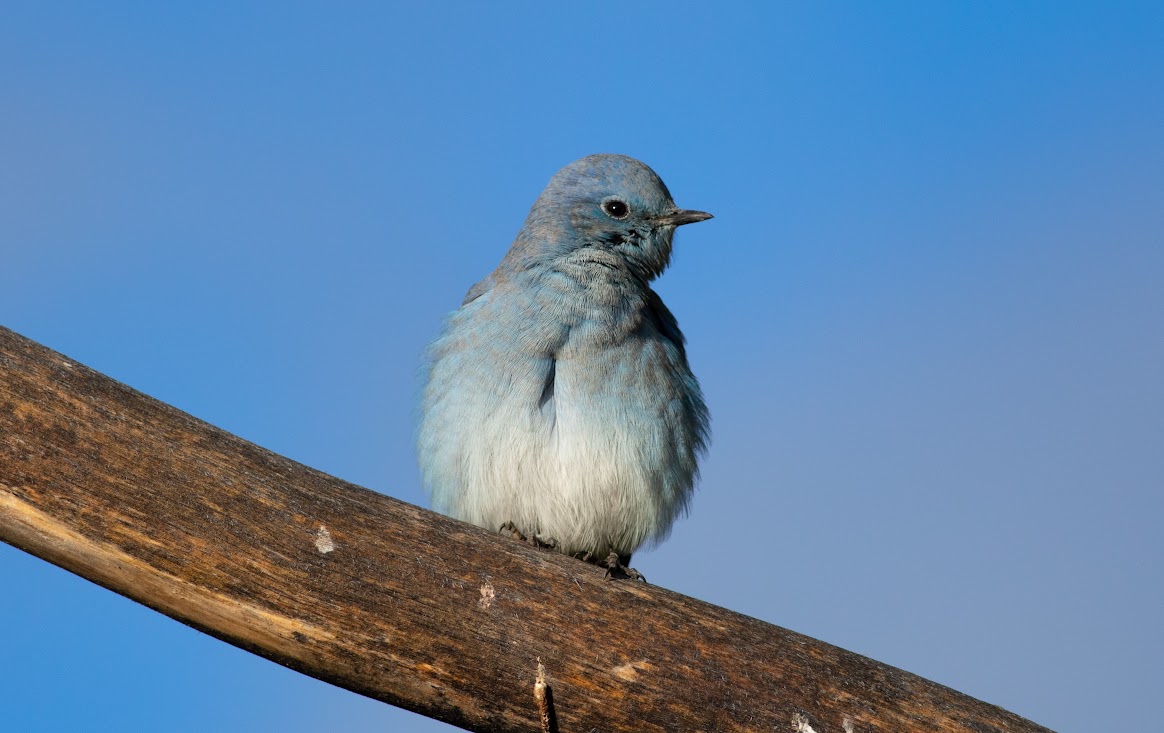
(644, 288), (688, 356)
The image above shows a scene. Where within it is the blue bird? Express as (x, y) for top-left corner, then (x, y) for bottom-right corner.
(417, 154), (711, 578)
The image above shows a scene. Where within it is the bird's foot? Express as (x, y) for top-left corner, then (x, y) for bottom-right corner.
(499, 521), (527, 543)
(573, 550), (645, 582)
(601, 551), (645, 582)
(499, 522), (559, 551)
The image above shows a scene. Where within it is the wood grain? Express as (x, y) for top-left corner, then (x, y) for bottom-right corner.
(0, 325), (1054, 733)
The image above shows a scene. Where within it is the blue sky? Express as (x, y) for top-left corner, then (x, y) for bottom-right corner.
(1, 3), (1161, 731)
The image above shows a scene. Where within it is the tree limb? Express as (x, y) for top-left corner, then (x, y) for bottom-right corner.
(0, 326), (1053, 733)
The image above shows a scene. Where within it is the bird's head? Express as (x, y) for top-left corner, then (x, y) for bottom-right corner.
(509, 154), (712, 282)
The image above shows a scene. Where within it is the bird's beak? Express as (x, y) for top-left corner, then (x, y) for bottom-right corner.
(655, 209), (713, 228)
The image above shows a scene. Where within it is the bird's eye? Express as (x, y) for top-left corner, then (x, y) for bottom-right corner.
(602, 200), (630, 219)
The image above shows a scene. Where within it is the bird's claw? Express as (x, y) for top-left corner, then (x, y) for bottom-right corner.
(499, 521), (527, 542)
(499, 522), (558, 551)
(508, 528), (644, 581)
(601, 551), (646, 582)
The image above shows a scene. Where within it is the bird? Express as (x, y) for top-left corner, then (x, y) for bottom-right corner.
(417, 154), (711, 578)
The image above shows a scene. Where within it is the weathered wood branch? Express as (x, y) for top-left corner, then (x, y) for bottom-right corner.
(0, 325), (1052, 733)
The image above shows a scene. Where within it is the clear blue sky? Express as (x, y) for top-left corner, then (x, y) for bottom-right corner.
(2, 4), (1161, 732)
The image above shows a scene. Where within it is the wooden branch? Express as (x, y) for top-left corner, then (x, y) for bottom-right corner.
(0, 325), (1053, 733)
